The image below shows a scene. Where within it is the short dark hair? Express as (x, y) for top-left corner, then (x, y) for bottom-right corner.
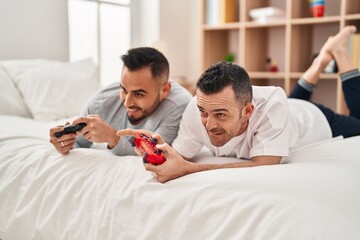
(197, 61), (253, 104)
(121, 47), (169, 82)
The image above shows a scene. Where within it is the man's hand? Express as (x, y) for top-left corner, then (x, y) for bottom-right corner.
(116, 128), (165, 156)
(49, 122), (76, 154)
(73, 115), (120, 148)
(144, 143), (193, 183)
(116, 128), (165, 145)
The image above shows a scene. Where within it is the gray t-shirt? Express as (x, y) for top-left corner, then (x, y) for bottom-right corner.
(75, 81), (192, 156)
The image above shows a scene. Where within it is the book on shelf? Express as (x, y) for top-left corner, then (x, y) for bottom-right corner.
(349, 33), (360, 69)
(206, 0), (236, 25)
(220, 0), (236, 23)
(206, 0), (219, 25)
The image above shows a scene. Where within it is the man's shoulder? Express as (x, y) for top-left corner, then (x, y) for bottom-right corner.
(252, 85), (287, 107)
(252, 85), (287, 98)
(166, 81), (193, 106)
(88, 82), (120, 102)
(95, 82), (120, 97)
(87, 82), (122, 113)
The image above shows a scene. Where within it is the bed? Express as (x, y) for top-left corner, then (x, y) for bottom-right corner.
(1, 59), (360, 239)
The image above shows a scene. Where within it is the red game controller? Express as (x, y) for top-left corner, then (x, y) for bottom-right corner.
(128, 133), (166, 165)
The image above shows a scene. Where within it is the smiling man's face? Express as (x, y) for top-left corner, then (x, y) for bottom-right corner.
(196, 85), (249, 147)
(119, 66), (168, 125)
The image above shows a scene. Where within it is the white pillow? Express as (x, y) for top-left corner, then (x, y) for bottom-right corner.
(3, 58), (100, 121)
(0, 64), (32, 117)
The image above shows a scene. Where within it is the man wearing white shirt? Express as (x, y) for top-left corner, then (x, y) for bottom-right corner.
(171, 86), (332, 160)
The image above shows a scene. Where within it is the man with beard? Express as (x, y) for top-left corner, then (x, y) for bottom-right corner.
(49, 47), (192, 155)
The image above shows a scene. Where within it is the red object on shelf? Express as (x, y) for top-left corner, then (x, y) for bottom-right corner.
(310, 5), (325, 17)
(269, 65), (278, 72)
(266, 57), (279, 73)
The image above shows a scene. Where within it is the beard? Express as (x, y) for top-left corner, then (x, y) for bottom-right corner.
(127, 110), (148, 125)
(127, 94), (162, 125)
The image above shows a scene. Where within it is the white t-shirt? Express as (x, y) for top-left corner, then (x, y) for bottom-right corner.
(172, 86), (332, 159)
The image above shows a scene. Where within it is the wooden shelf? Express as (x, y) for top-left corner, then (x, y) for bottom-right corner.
(244, 20), (286, 28)
(290, 72), (338, 79)
(345, 14), (360, 20)
(291, 16), (341, 25)
(203, 23), (240, 30)
(249, 72), (286, 79)
(200, 0), (360, 114)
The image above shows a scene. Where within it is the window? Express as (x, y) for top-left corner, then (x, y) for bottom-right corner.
(68, 0), (131, 86)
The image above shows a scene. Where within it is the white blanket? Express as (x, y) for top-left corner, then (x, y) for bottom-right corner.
(1, 116), (360, 239)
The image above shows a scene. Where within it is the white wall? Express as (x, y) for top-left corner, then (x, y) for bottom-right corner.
(131, 0), (160, 48)
(0, 0), (69, 61)
(0, 0), (200, 82)
(159, 0), (201, 82)
(132, 0), (201, 82)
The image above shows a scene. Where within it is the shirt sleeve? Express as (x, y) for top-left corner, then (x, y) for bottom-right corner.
(109, 136), (136, 156)
(249, 98), (290, 158)
(172, 97), (204, 159)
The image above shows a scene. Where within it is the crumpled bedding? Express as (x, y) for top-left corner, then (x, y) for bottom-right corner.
(0, 116), (360, 240)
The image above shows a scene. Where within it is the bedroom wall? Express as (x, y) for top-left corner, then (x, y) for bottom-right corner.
(131, 0), (160, 49)
(0, 0), (200, 82)
(132, 0), (201, 83)
(159, 0), (201, 82)
(0, 0), (69, 61)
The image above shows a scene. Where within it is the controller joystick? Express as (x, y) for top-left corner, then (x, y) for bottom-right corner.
(128, 133), (166, 165)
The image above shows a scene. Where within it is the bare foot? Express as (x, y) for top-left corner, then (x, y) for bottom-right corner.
(301, 26), (357, 86)
(316, 45), (333, 69)
(321, 25), (357, 56)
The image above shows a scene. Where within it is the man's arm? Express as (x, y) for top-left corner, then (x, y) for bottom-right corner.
(73, 115), (120, 148)
(144, 143), (281, 183)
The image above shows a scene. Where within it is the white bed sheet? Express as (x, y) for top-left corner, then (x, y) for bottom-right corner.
(0, 116), (360, 239)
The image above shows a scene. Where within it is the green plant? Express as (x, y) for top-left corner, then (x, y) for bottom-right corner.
(223, 53), (235, 62)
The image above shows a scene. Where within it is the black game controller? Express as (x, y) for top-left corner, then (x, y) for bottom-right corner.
(55, 123), (87, 138)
